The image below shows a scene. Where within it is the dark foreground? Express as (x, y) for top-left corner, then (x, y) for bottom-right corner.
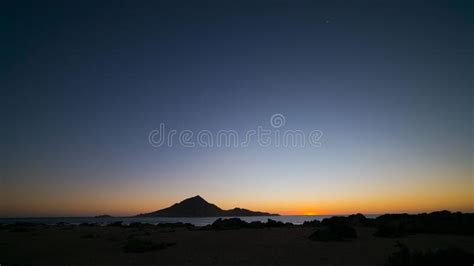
(1, 212), (473, 266)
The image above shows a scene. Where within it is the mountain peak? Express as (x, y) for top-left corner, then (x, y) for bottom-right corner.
(181, 195), (207, 203)
(191, 195), (205, 200)
(136, 196), (279, 217)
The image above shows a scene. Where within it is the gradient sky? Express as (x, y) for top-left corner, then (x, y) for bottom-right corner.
(2, 0), (473, 217)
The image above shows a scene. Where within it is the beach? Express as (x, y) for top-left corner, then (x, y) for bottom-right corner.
(2, 223), (473, 266)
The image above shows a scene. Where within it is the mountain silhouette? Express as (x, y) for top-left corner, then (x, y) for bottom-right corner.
(136, 195), (279, 217)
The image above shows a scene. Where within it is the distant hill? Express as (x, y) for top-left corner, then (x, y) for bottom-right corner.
(136, 195), (279, 217)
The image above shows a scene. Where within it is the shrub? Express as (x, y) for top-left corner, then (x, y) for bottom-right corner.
(108, 221), (123, 227)
(123, 239), (173, 253)
(79, 223), (98, 227)
(374, 211), (474, 237)
(266, 219), (285, 227)
(308, 225), (357, 241)
(211, 218), (247, 230)
(302, 220), (321, 227)
(156, 222), (194, 229)
(9, 222), (37, 233)
(385, 243), (474, 266)
(374, 225), (407, 238)
(81, 233), (100, 239)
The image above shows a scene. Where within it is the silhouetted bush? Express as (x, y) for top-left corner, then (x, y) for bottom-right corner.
(248, 221), (265, 228)
(123, 239), (173, 253)
(321, 213), (367, 227)
(211, 218), (248, 230)
(347, 213), (367, 225)
(308, 225), (357, 241)
(266, 219), (285, 227)
(155, 222), (194, 229)
(374, 225), (407, 238)
(81, 233), (100, 239)
(106, 235), (118, 242)
(107, 221), (123, 227)
(128, 222), (144, 228)
(385, 243), (474, 266)
(9, 226), (33, 233)
(302, 220), (321, 227)
(79, 222), (98, 227)
(208, 218), (290, 230)
(374, 211), (474, 237)
(128, 222), (156, 231)
(9, 222), (39, 232)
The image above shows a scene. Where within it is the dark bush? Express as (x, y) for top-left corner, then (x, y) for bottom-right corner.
(128, 222), (144, 228)
(79, 222), (98, 227)
(211, 218), (248, 230)
(81, 233), (100, 239)
(208, 218), (289, 230)
(347, 213), (367, 225)
(308, 225), (357, 241)
(248, 221), (265, 228)
(9, 222), (38, 232)
(374, 225), (408, 238)
(321, 216), (347, 226)
(128, 222), (156, 231)
(107, 221), (123, 227)
(302, 220), (321, 227)
(321, 213), (367, 227)
(156, 222), (194, 229)
(266, 219), (285, 227)
(385, 243), (474, 266)
(10, 226), (33, 233)
(123, 239), (173, 253)
(309, 227), (340, 241)
(374, 211), (474, 237)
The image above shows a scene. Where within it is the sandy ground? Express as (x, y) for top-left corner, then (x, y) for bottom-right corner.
(1, 225), (473, 266)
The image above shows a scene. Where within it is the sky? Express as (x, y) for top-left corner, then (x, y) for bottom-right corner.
(1, 0), (473, 217)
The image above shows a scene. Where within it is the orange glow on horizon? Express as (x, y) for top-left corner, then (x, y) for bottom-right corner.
(3, 196), (472, 217)
(3, 174), (473, 217)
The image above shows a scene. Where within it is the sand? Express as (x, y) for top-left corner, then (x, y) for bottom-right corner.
(1, 224), (473, 266)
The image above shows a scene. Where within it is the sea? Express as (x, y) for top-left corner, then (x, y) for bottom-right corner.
(0, 215), (378, 226)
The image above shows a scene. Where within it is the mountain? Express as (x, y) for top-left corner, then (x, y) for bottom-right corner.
(136, 195), (279, 217)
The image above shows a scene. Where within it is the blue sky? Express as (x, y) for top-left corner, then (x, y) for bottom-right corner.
(2, 0), (472, 216)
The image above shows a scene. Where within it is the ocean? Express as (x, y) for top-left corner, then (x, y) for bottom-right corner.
(0, 215), (378, 226)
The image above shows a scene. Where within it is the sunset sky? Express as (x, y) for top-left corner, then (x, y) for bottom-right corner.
(2, 1), (473, 217)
